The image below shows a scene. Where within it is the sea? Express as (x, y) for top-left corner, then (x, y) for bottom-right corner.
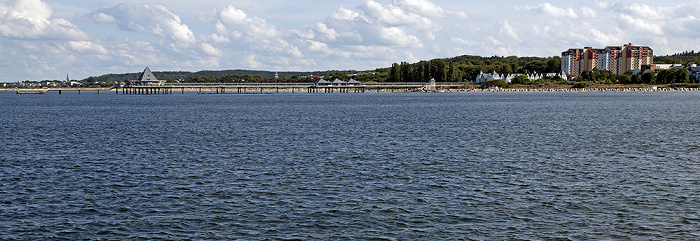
(2, 90), (700, 240)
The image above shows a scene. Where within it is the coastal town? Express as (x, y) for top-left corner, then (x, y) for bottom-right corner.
(3, 43), (700, 89)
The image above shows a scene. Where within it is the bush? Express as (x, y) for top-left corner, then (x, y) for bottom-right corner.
(572, 82), (588, 88)
(510, 75), (530, 85)
(483, 79), (507, 88)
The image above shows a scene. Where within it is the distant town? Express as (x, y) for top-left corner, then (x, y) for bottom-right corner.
(3, 43), (700, 89)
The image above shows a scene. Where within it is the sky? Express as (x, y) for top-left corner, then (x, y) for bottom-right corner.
(1, 0), (699, 82)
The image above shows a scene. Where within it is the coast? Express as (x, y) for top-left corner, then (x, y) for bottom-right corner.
(446, 87), (700, 93)
(4, 86), (700, 94)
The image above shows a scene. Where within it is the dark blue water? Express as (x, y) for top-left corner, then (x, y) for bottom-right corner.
(2, 91), (700, 240)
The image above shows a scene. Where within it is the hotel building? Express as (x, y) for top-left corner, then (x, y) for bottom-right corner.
(562, 43), (653, 76)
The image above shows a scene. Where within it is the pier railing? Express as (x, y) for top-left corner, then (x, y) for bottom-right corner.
(158, 82), (467, 88)
(10, 82), (471, 95)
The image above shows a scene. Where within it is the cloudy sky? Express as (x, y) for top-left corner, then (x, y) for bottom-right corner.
(1, 0), (699, 82)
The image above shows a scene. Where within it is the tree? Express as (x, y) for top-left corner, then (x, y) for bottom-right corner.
(413, 62), (426, 82)
(499, 64), (513, 73)
(429, 59), (446, 82)
(389, 63), (400, 82)
(400, 62), (410, 82)
(511, 75), (530, 85)
(525, 60), (546, 73)
(656, 69), (672, 84)
(618, 74), (631, 84)
(674, 69), (689, 83)
(631, 74), (642, 84)
(641, 72), (655, 84)
(579, 70), (594, 82)
(545, 57), (561, 73)
(447, 62), (461, 82)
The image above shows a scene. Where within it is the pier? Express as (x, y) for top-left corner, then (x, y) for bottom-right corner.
(10, 82), (468, 95)
(113, 82), (466, 94)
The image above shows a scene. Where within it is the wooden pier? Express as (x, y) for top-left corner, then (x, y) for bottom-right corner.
(11, 82), (467, 95)
(113, 82), (463, 94)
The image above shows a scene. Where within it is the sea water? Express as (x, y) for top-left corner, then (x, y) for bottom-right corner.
(2, 91), (700, 240)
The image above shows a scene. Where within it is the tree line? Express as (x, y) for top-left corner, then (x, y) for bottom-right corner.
(578, 68), (690, 85)
(76, 55), (561, 84)
(387, 56), (561, 82)
(654, 51), (700, 64)
(73, 51), (696, 85)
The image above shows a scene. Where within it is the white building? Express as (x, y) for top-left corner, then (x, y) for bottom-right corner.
(475, 70), (567, 84)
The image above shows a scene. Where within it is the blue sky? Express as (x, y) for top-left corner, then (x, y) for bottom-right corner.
(1, 0), (699, 82)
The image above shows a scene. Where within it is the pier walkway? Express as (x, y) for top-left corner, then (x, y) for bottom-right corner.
(114, 82), (467, 94)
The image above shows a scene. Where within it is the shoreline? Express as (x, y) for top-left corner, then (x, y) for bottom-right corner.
(3, 87), (700, 93)
(446, 87), (700, 93)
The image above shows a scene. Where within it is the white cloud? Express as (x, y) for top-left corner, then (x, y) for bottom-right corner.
(393, 0), (444, 16)
(618, 14), (663, 35)
(360, 0), (435, 29)
(218, 5), (279, 39)
(307, 40), (332, 54)
(69, 41), (108, 54)
(330, 7), (362, 21)
(201, 43), (222, 56)
(244, 55), (263, 68)
(312, 23), (338, 42)
(201, 34), (230, 43)
(581, 7), (597, 18)
(377, 26), (422, 47)
(522, 3), (579, 19)
(451, 37), (477, 47)
(91, 12), (115, 23)
(615, 3), (666, 20)
(0, 0), (87, 40)
(86, 3), (196, 44)
(498, 19), (519, 41)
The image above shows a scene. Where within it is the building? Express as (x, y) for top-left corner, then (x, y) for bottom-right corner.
(130, 67), (164, 86)
(475, 70), (567, 84)
(562, 43), (653, 76)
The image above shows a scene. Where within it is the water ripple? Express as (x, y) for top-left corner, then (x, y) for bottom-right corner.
(2, 92), (700, 239)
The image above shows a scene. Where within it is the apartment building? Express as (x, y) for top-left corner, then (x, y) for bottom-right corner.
(562, 43), (653, 76)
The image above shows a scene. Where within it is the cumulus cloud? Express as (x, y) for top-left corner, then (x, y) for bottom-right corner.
(498, 19), (519, 41)
(360, 0), (435, 29)
(303, 0), (442, 49)
(209, 5), (306, 70)
(0, 0), (87, 40)
(618, 14), (663, 35)
(614, 3), (667, 20)
(201, 43), (222, 57)
(244, 55), (263, 68)
(604, 3), (683, 36)
(218, 5), (280, 39)
(86, 3), (196, 43)
(521, 3), (579, 19)
(376, 26), (422, 47)
(394, 0), (444, 16)
(451, 37), (477, 47)
(69, 41), (109, 54)
(581, 7), (597, 18)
